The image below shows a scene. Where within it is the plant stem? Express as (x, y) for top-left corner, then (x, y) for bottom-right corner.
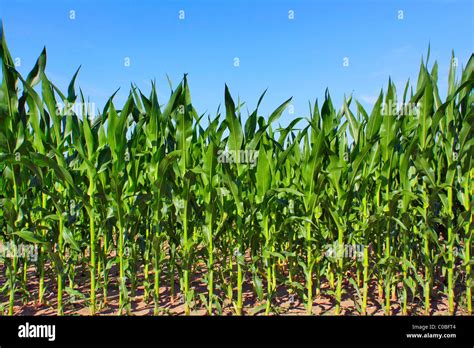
(57, 214), (64, 315)
(89, 180), (96, 315)
(306, 221), (313, 314)
(335, 223), (343, 315)
(362, 245), (369, 315)
(447, 186), (454, 315)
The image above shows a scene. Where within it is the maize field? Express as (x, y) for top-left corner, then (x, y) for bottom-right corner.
(0, 25), (473, 316)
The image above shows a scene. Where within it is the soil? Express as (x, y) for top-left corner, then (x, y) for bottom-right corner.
(0, 261), (469, 316)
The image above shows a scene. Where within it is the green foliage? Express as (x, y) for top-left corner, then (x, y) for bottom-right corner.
(0, 24), (472, 316)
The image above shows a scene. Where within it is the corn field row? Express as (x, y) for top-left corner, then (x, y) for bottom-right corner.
(0, 27), (473, 316)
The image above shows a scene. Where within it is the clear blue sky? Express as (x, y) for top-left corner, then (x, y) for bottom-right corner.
(1, 0), (473, 126)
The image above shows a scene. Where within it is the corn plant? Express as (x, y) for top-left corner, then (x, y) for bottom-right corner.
(0, 24), (472, 316)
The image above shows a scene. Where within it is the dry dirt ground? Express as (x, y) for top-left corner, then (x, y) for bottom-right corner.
(0, 262), (469, 316)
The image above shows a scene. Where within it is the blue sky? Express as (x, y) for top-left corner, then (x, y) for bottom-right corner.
(1, 0), (473, 126)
